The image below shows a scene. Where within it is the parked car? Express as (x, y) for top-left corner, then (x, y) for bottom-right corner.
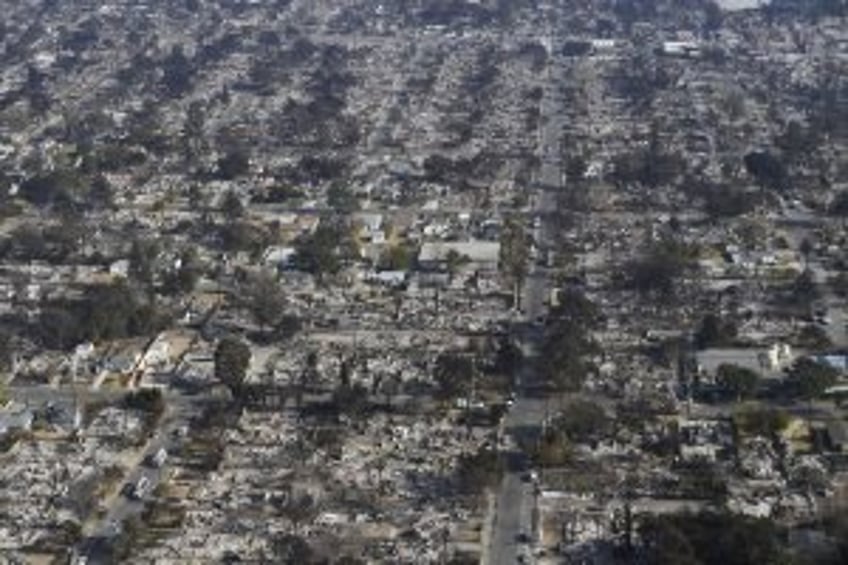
(132, 476), (151, 499)
(145, 448), (168, 468)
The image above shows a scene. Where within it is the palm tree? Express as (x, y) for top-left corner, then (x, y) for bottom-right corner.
(499, 215), (530, 310)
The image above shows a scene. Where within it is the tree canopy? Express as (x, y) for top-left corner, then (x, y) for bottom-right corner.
(293, 222), (355, 280)
(622, 239), (694, 296)
(542, 288), (600, 392)
(743, 151), (789, 192)
(716, 364), (760, 402)
(541, 322), (597, 392)
(552, 399), (609, 442)
(455, 447), (503, 495)
(214, 337), (251, 396)
(694, 314), (737, 350)
(786, 357), (840, 401)
(734, 405), (791, 438)
(34, 281), (166, 350)
(639, 511), (792, 565)
(217, 150), (250, 180)
(433, 353), (474, 400)
(242, 272), (286, 333)
(829, 190), (848, 216)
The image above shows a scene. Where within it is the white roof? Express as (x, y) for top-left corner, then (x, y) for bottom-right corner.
(717, 0), (771, 11)
(353, 212), (384, 231)
(418, 241), (500, 264)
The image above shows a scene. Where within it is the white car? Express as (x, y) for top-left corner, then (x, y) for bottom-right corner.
(133, 476), (151, 499)
(107, 519), (122, 536)
(146, 448), (168, 468)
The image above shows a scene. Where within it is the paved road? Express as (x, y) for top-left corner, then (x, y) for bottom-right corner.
(488, 39), (568, 564)
(69, 390), (209, 563)
(4, 380), (204, 561)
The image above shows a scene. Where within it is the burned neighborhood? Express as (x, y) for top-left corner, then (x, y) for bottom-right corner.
(0, 0), (847, 564)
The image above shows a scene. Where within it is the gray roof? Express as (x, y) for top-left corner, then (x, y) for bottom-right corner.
(696, 348), (765, 375)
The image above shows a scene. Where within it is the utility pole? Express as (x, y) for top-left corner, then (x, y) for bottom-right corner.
(440, 526), (449, 564)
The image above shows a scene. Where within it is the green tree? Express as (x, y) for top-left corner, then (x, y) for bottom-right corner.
(181, 100), (206, 166)
(702, 185), (761, 219)
(75, 281), (162, 343)
(214, 337), (251, 397)
(336, 556), (366, 565)
(0, 331), (12, 374)
(790, 269), (819, 307)
(611, 125), (685, 189)
(532, 425), (573, 468)
(830, 272), (848, 298)
(295, 351), (320, 416)
(456, 447), (504, 495)
(716, 364), (760, 402)
(36, 307), (81, 350)
(694, 314), (737, 349)
(164, 247), (202, 296)
(734, 405), (791, 438)
(623, 239), (693, 296)
(19, 168), (84, 208)
(270, 534), (314, 564)
(277, 315), (303, 341)
(379, 242), (414, 271)
(219, 221), (269, 257)
(333, 382), (371, 421)
(7, 225), (48, 261)
(541, 292), (599, 393)
(822, 505), (848, 564)
(565, 154), (588, 180)
(161, 45), (193, 97)
(220, 189), (245, 221)
(553, 399), (609, 442)
(549, 287), (602, 329)
(787, 357), (839, 405)
(704, 1), (724, 32)
(639, 512), (792, 565)
(744, 151), (789, 192)
(794, 324), (832, 351)
(444, 249), (469, 283)
(829, 190), (848, 216)
(243, 272), (286, 334)
(493, 334), (523, 377)
(799, 238), (814, 266)
(433, 353), (473, 401)
(327, 183), (359, 213)
(277, 492), (319, 533)
(123, 388), (165, 418)
(128, 238), (160, 288)
(543, 328), (595, 392)
(294, 224), (351, 281)
(217, 150), (250, 180)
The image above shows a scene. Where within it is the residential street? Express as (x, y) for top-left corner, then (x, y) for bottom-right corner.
(487, 36), (566, 565)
